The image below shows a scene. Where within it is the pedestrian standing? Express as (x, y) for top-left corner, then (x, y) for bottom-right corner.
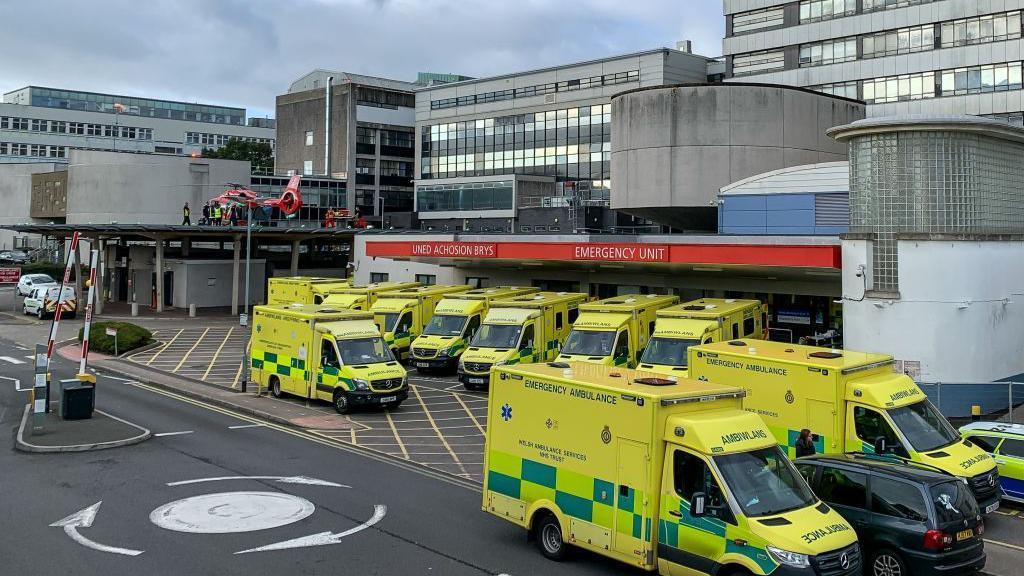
(213, 203), (222, 226)
(201, 203), (210, 225)
(795, 428), (816, 457)
(182, 202), (191, 225)
(229, 205), (239, 226)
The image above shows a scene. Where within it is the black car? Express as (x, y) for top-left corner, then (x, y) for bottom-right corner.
(795, 454), (985, 576)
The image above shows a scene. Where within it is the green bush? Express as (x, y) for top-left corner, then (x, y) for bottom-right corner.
(77, 321), (153, 355)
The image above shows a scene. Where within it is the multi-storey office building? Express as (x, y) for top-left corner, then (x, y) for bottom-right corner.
(723, 0), (1024, 123)
(0, 86), (275, 162)
(414, 48), (712, 233)
(276, 71), (419, 224)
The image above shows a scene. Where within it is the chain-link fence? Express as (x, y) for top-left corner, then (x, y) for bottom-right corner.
(918, 381), (1024, 425)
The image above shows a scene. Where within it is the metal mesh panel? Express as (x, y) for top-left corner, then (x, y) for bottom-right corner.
(849, 130), (1024, 292)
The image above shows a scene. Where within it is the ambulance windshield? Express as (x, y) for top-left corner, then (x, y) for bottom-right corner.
(472, 324), (521, 348)
(561, 330), (615, 356)
(887, 399), (960, 452)
(338, 337), (394, 365)
(715, 446), (816, 517)
(424, 314), (467, 336)
(640, 337), (698, 367)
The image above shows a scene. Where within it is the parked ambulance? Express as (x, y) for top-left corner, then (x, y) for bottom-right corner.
(458, 291), (586, 389)
(249, 304), (407, 414)
(266, 276), (350, 305)
(484, 361), (860, 574)
(688, 340), (1001, 513)
(320, 281), (420, 310)
(409, 286), (539, 373)
(639, 298), (765, 377)
(555, 294), (678, 368)
(369, 284), (472, 361)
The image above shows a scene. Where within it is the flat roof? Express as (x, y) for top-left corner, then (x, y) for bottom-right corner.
(503, 361), (741, 398)
(698, 339), (892, 370)
(0, 223), (359, 242)
(828, 115), (1024, 143)
(5, 85), (246, 113)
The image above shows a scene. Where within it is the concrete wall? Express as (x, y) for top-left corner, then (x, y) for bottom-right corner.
(0, 161), (60, 249)
(611, 84), (864, 229)
(166, 259), (265, 309)
(842, 236), (1024, 383)
(66, 150), (250, 225)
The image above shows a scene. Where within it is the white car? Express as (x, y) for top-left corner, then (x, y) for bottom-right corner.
(23, 284), (77, 319)
(16, 273), (55, 296)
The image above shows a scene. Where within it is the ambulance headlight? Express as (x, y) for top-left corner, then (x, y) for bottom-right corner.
(494, 360), (509, 366)
(766, 546), (810, 568)
(436, 348), (450, 358)
(353, 379), (370, 390)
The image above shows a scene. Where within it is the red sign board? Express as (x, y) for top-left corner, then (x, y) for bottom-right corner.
(0, 267), (21, 284)
(570, 243), (669, 262)
(410, 242), (497, 258)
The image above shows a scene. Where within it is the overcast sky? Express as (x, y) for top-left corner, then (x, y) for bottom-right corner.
(2, 0), (724, 120)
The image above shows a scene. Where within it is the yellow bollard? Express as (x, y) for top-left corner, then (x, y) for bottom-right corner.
(971, 404), (982, 421)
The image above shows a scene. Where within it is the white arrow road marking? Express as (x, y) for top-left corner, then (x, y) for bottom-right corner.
(0, 356), (25, 364)
(235, 504), (386, 554)
(50, 501), (144, 556)
(166, 475), (349, 488)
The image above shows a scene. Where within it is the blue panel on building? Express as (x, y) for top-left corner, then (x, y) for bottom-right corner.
(719, 192), (848, 236)
(766, 209), (814, 228)
(723, 195), (767, 211)
(722, 210), (767, 227)
(766, 193), (815, 211)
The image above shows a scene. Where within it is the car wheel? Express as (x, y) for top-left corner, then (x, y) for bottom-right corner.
(36, 308), (44, 320)
(269, 376), (282, 398)
(871, 549), (906, 576)
(534, 512), (566, 561)
(333, 390), (351, 414)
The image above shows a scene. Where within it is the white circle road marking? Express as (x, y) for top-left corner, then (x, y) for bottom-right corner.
(150, 492), (315, 534)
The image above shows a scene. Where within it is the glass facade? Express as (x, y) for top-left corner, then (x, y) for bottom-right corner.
(809, 61), (1024, 104)
(417, 181), (514, 212)
(2, 115), (152, 140)
(430, 71), (638, 110)
(24, 87), (245, 125)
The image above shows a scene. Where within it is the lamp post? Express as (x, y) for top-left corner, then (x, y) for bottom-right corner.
(242, 204), (253, 393)
(379, 194), (386, 230)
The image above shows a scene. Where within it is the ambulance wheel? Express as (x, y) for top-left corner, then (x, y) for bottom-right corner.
(534, 512), (566, 561)
(269, 376), (282, 398)
(333, 391), (351, 414)
(871, 549), (906, 576)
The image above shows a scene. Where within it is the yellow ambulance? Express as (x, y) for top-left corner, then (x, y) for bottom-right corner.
(556, 294), (678, 368)
(409, 286), (539, 373)
(369, 284), (472, 361)
(249, 304), (407, 414)
(688, 340), (1001, 513)
(266, 276), (350, 305)
(458, 291), (587, 389)
(484, 361), (859, 574)
(320, 281), (420, 310)
(639, 298), (766, 377)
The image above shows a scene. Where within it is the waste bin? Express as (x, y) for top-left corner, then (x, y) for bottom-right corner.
(60, 378), (95, 420)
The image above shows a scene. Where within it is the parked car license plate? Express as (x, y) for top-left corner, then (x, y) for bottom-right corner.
(415, 362), (430, 368)
(379, 396), (397, 403)
(466, 377), (485, 384)
(985, 502), (999, 514)
(956, 528), (974, 541)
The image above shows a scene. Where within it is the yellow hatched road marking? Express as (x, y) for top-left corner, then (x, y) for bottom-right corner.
(146, 329), (183, 365)
(174, 328), (210, 373)
(384, 408), (409, 459)
(203, 327), (234, 381)
(231, 357), (244, 389)
(412, 385), (467, 477)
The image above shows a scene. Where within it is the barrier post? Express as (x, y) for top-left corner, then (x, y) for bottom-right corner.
(44, 231), (80, 413)
(79, 250), (98, 375)
(32, 344), (48, 433)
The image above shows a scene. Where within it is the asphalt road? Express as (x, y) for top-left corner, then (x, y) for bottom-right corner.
(0, 337), (623, 576)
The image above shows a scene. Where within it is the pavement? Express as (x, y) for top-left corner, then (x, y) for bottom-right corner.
(16, 402), (151, 452)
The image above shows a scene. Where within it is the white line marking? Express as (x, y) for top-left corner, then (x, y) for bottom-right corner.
(166, 475), (348, 488)
(235, 504), (386, 554)
(0, 355), (25, 364)
(50, 501), (144, 556)
(154, 431), (194, 437)
(24, 355), (34, 360)
(228, 423), (266, 430)
(1, 375), (27, 392)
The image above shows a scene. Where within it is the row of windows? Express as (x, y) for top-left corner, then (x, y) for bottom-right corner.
(799, 0), (856, 24)
(0, 142), (67, 158)
(27, 87), (245, 125)
(185, 132), (274, 147)
(425, 105), (613, 142)
(862, 24), (936, 59)
(810, 61), (1024, 103)
(416, 181), (515, 212)
(733, 6), (785, 34)
(380, 129), (413, 148)
(380, 160), (414, 177)
(355, 87), (415, 110)
(733, 49), (786, 76)
(0, 116), (153, 140)
(941, 11), (1022, 48)
(799, 37), (857, 67)
(430, 71), (637, 110)
(423, 144), (611, 177)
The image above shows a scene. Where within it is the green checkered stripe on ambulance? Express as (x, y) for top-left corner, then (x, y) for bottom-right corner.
(658, 497), (776, 574)
(502, 339), (563, 366)
(316, 365), (354, 394)
(488, 449), (651, 540)
(251, 350), (308, 381)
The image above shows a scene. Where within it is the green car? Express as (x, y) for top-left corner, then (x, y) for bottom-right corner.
(960, 422), (1024, 503)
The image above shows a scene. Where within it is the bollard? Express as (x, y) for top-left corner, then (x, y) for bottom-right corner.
(971, 404), (981, 422)
(189, 303), (196, 317)
(131, 302), (138, 317)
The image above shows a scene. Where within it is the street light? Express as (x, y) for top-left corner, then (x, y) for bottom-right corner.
(379, 194), (386, 230)
(242, 204), (254, 393)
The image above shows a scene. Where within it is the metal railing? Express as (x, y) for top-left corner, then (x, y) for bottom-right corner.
(918, 381), (1024, 424)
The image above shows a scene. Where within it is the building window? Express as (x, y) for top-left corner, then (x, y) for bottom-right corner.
(415, 274), (436, 285)
(355, 158), (376, 175)
(799, 0), (856, 23)
(940, 62), (1023, 97)
(429, 71), (638, 110)
(356, 127), (376, 145)
(809, 81), (860, 100)
(732, 6), (785, 34)
(302, 160), (313, 175)
(465, 277), (488, 288)
(863, 0), (934, 13)
(380, 129), (412, 148)
(863, 71), (936, 103)
(941, 11), (1021, 49)
(416, 181), (514, 212)
(863, 24), (935, 59)
(380, 160), (413, 177)
(370, 272), (389, 283)
(732, 50), (785, 76)
(800, 37), (858, 67)
(305, 130), (313, 146)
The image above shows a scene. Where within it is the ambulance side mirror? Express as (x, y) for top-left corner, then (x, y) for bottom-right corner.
(690, 492), (707, 517)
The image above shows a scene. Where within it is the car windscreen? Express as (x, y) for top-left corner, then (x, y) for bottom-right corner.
(640, 337), (699, 367)
(471, 324), (521, 348)
(423, 314), (467, 336)
(714, 446), (817, 517)
(887, 399), (960, 452)
(931, 480), (980, 524)
(337, 337), (394, 365)
(561, 329), (615, 356)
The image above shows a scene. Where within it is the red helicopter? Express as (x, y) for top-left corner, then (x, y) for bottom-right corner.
(210, 174), (303, 216)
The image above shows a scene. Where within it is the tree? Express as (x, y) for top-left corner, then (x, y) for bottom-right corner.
(202, 138), (274, 174)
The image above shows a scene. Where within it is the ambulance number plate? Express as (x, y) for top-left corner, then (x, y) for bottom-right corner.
(415, 362), (430, 368)
(379, 396), (397, 403)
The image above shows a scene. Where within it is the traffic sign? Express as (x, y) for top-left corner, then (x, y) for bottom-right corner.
(105, 327), (118, 337)
(0, 267), (21, 284)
